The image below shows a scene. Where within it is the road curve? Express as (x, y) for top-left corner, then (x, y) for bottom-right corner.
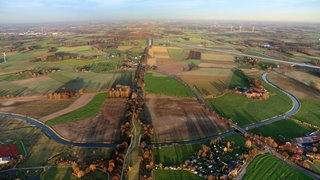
(0, 72), (299, 148)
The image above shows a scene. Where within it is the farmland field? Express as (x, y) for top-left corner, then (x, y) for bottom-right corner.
(293, 100), (320, 126)
(178, 68), (233, 97)
(206, 82), (292, 126)
(267, 71), (320, 126)
(45, 93), (106, 126)
(154, 143), (203, 166)
(243, 154), (312, 180)
(51, 98), (127, 143)
(57, 46), (98, 56)
(41, 167), (108, 180)
(250, 119), (315, 141)
(145, 72), (194, 97)
(167, 48), (189, 59)
(154, 170), (204, 180)
(146, 94), (229, 142)
(0, 96), (77, 119)
(201, 52), (235, 62)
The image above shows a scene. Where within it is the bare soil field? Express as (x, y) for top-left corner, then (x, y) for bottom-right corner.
(178, 68), (233, 77)
(149, 46), (170, 59)
(40, 93), (95, 122)
(241, 68), (265, 76)
(0, 96), (76, 119)
(157, 63), (188, 75)
(268, 72), (320, 101)
(0, 117), (30, 131)
(198, 62), (236, 69)
(281, 69), (320, 85)
(52, 98), (127, 143)
(201, 52), (235, 62)
(180, 75), (230, 97)
(145, 94), (229, 142)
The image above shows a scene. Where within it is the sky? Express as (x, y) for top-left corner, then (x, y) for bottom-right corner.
(0, 0), (319, 23)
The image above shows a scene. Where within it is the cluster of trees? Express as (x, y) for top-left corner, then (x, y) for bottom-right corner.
(250, 132), (319, 172)
(47, 87), (78, 100)
(235, 56), (259, 66)
(133, 65), (154, 180)
(75, 62), (117, 73)
(139, 120), (154, 143)
(108, 84), (131, 98)
(14, 67), (60, 78)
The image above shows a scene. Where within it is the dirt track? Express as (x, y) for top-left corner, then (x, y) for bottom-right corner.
(145, 94), (228, 142)
(39, 93), (96, 122)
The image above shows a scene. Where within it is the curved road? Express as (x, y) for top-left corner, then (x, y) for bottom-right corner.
(0, 72), (299, 148)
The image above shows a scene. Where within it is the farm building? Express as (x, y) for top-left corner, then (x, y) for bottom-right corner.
(293, 135), (320, 146)
(0, 143), (19, 165)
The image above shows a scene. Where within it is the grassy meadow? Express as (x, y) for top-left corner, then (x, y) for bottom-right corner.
(250, 119), (315, 141)
(243, 154), (312, 180)
(145, 72), (194, 97)
(154, 170), (204, 180)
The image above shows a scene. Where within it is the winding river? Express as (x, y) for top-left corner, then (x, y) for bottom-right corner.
(0, 72), (300, 147)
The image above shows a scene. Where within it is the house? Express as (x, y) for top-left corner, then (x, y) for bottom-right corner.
(0, 157), (10, 165)
(293, 135), (320, 146)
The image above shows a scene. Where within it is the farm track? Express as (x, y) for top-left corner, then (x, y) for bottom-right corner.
(39, 93), (96, 122)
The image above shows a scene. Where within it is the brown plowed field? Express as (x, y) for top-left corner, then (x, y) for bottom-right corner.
(52, 98), (127, 143)
(145, 94), (229, 142)
(40, 93), (95, 122)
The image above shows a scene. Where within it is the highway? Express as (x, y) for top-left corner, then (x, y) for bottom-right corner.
(155, 39), (320, 70)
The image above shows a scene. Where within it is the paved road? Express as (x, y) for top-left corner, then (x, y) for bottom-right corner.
(155, 39), (320, 70)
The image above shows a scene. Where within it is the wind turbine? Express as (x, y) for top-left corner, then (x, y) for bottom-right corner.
(2, 52), (6, 63)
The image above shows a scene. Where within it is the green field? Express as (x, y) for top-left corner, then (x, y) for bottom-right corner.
(293, 100), (320, 126)
(243, 154), (312, 180)
(250, 119), (315, 141)
(154, 143), (203, 166)
(45, 93), (107, 126)
(145, 72), (194, 97)
(206, 73), (292, 126)
(154, 170), (204, 180)
(41, 167), (76, 180)
(57, 46), (98, 56)
(228, 69), (249, 89)
(167, 48), (188, 59)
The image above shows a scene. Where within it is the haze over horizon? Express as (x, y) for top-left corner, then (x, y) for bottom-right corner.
(1, 0), (319, 23)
